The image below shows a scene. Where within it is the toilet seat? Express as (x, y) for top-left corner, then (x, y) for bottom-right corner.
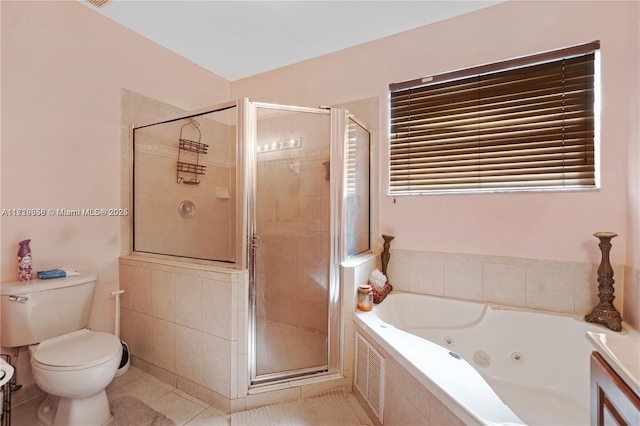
(32, 329), (121, 371)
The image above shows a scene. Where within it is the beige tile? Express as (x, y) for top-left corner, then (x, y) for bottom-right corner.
(297, 232), (329, 268)
(107, 365), (146, 394)
(152, 318), (176, 372)
(237, 308), (248, 355)
(429, 396), (465, 425)
(237, 274), (249, 311)
(623, 266), (640, 329)
(175, 325), (202, 384)
(184, 406), (231, 426)
(269, 262), (299, 298)
(149, 392), (207, 426)
(230, 341), (238, 399)
(300, 377), (352, 399)
(152, 270), (176, 322)
(148, 363), (177, 388)
(202, 278), (232, 339)
(409, 256), (445, 296)
(173, 388), (208, 409)
(262, 235), (299, 266)
(245, 387), (300, 411)
(386, 250), (411, 291)
(444, 259), (483, 301)
(10, 395), (45, 426)
(118, 263), (133, 310)
(575, 264), (600, 315)
(297, 300), (328, 333)
(265, 294), (297, 326)
(298, 266), (328, 303)
(298, 195), (329, 232)
(236, 352), (248, 398)
(483, 263), (526, 307)
(131, 355), (149, 372)
(175, 274), (202, 330)
(130, 266), (152, 315)
(384, 381), (428, 426)
(298, 160), (328, 197)
(119, 307), (132, 345)
(177, 376), (214, 407)
(392, 359), (432, 421)
(202, 333), (232, 397)
(106, 373), (173, 405)
(130, 311), (153, 361)
(525, 265), (575, 313)
(210, 390), (232, 414)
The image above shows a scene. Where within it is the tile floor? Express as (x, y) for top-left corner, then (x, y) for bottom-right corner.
(11, 366), (230, 426)
(11, 323), (339, 426)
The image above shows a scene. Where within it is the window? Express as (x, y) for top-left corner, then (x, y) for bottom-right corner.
(389, 41), (599, 194)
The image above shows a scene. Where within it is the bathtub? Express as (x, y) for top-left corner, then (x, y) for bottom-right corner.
(354, 291), (635, 425)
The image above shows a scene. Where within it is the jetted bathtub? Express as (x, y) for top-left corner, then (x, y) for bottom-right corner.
(354, 291), (636, 425)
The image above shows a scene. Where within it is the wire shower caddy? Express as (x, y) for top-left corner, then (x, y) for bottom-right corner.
(177, 118), (208, 186)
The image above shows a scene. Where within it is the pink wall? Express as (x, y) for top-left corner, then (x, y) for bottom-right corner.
(232, 0), (637, 266)
(1, 1), (230, 333)
(628, 0), (640, 269)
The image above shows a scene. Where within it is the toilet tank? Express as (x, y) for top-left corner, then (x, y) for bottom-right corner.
(1, 274), (98, 348)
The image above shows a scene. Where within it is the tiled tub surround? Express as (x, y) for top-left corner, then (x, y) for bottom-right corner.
(352, 322), (467, 426)
(384, 249), (631, 320)
(354, 292), (638, 425)
(349, 249), (639, 424)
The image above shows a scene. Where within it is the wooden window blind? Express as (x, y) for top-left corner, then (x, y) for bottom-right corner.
(389, 41), (599, 194)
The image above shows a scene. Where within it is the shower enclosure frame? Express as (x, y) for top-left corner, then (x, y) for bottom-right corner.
(129, 97), (372, 388)
(246, 101), (371, 387)
(129, 99), (248, 269)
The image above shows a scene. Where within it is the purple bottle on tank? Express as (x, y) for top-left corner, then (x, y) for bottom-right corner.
(18, 239), (33, 281)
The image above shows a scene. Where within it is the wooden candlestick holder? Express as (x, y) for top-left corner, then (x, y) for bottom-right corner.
(585, 232), (622, 332)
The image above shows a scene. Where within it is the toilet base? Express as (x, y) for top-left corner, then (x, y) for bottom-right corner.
(37, 391), (112, 426)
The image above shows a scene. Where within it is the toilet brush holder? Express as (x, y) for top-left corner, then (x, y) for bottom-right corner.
(110, 290), (130, 377)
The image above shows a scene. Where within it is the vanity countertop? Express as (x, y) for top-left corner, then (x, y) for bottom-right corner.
(587, 329), (640, 398)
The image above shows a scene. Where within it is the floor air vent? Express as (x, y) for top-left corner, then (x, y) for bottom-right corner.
(354, 332), (385, 423)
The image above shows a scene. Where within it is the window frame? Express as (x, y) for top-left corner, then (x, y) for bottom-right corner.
(388, 41), (601, 196)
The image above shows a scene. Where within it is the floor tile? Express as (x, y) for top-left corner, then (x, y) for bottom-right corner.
(148, 391), (207, 426)
(184, 406), (231, 426)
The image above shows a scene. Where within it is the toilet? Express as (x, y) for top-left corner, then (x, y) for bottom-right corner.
(1, 274), (122, 426)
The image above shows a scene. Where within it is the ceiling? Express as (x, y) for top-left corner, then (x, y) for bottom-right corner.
(79, 1), (505, 81)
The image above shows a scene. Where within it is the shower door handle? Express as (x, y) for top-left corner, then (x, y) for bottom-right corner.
(251, 235), (261, 250)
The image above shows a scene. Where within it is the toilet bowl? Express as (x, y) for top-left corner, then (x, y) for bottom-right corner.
(30, 329), (122, 426)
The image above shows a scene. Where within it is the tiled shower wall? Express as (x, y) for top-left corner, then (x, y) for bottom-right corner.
(255, 109), (331, 334)
(118, 256), (249, 413)
(256, 158), (329, 333)
(133, 113), (236, 262)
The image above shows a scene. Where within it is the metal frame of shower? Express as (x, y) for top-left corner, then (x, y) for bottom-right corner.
(130, 98), (371, 387)
(246, 102), (353, 387)
(130, 99), (247, 268)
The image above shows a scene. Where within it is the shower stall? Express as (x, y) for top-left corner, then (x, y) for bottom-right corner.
(131, 98), (371, 387)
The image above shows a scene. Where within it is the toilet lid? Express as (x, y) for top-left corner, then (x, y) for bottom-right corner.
(33, 329), (121, 368)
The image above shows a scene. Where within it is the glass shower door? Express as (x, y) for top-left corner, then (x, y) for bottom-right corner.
(251, 104), (333, 383)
